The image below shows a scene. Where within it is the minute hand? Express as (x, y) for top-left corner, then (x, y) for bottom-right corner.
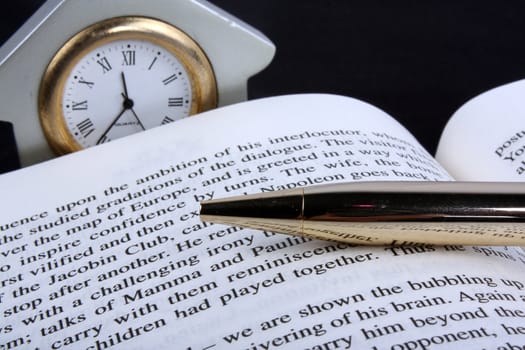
(96, 107), (126, 144)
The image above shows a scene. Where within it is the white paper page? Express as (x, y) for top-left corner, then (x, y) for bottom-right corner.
(1, 94), (524, 350)
(436, 79), (525, 180)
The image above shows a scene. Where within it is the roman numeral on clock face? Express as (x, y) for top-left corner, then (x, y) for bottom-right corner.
(76, 118), (95, 138)
(162, 74), (178, 85)
(78, 78), (94, 89)
(148, 57), (158, 70)
(121, 50), (136, 66)
(97, 57), (112, 73)
(168, 97), (184, 107)
(162, 116), (175, 125)
(71, 100), (88, 110)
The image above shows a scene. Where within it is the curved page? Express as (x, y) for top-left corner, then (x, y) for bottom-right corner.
(2, 94), (523, 349)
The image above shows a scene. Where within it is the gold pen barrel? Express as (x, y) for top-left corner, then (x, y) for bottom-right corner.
(200, 182), (525, 246)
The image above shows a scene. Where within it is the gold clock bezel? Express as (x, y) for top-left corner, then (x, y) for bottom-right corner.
(38, 16), (218, 155)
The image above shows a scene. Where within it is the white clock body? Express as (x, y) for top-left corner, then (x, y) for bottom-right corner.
(0, 0), (275, 166)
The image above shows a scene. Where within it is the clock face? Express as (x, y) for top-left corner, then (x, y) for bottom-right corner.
(39, 16), (217, 155)
(63, 39), (192, 147)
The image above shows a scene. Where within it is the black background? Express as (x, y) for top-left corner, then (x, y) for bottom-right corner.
(2, 1), (525, 156)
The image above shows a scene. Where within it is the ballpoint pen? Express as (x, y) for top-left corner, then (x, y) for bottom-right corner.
(199, 181), (525, 246)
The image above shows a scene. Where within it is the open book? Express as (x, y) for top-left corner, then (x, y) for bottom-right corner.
(1, 80), (525, 349)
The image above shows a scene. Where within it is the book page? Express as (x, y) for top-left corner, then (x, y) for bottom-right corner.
(1, 94), (524, 350)
(436, 79), (525, 181)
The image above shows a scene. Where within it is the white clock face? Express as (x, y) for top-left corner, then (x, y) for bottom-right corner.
(62, 39), (192, 147)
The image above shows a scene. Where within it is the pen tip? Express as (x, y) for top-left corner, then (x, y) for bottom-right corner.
(199, 190), (303, 219)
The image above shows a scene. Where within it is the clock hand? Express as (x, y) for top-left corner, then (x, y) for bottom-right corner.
(96, 107), (126, 144)
(120, 72), (146, 131)
(130, 107), (146, 131)
(120, 92), (133, 109)
(96, 73), (137, 144)
(119, 92), (145, 131)
(121, 72), (130, 99)
(96, 87), (147, 144)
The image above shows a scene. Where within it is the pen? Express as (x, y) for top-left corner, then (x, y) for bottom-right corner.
(199, 181), (525, 246)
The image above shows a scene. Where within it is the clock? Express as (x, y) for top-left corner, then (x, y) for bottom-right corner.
(0, 0), (275, 166)
(38, 16), (217, 154)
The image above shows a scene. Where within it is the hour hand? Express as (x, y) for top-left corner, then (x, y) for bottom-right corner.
(121, 72), (130, 98)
